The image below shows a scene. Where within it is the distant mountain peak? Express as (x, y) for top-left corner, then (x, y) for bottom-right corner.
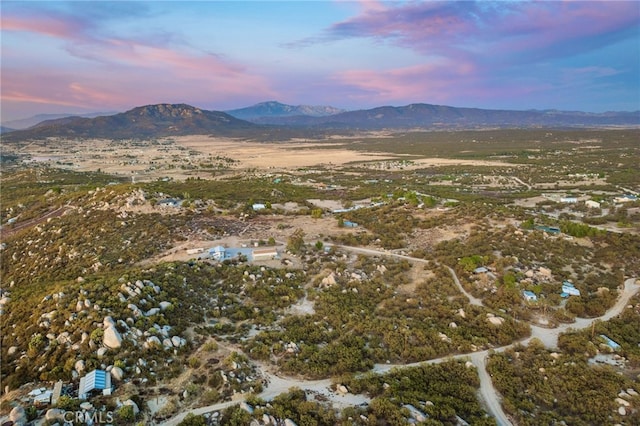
(130, 103), (205, 118)
(226, 101), (346, 121)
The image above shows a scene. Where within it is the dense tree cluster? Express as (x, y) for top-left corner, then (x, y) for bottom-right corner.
(487, 341), (640, 426)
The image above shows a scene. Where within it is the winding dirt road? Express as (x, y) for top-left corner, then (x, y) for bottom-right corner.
(160, 244), (639, 426)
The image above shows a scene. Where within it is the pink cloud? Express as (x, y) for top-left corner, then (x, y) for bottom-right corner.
(1, 6), (277, 112)
(1, 15), (85, 39)
(323, 1), (639, 62)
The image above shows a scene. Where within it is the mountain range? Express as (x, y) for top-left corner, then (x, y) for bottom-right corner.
(2, 102), (638, 141)
(2, 111), (118, 130)
(225, 101), (345, 121)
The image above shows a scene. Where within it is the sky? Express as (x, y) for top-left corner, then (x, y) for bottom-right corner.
(1, 0), (639, 121)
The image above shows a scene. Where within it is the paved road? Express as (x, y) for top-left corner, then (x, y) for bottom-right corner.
(159, 243), (638, 426)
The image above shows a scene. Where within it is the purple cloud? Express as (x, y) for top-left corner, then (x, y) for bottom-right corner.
(1, 4), (276, 111)
(323, 1), (639, 62)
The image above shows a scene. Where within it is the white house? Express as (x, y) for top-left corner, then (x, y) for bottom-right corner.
(585, 200), (601, 209)
(560, 197), (578, 203)
(208, 246), (226, 260)
(561, 281), (581, 297)
(614, 195), (638, 203)
(252, 247), (278, 260)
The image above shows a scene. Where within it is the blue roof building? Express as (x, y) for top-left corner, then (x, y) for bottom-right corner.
(562, 281), (581, 296)
(600, 335), (621, 351)
(78, 369), (112, 399)
(522, 290), (538, 302)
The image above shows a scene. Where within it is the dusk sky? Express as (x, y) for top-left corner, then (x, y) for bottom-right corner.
(1, 0), (639, 122)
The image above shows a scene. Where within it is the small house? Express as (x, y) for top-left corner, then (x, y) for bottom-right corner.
(252, 247), (278, 261)
(522, 290), (538, 302)
(208, 246), (226, 260)
(560, 197), (578, 203)
(252, 203), (266, 211)
(158, 198), (181, 208)
(535, 225), (561, 234)
(561, 281), (581, 297)
(585, 200), (601, 209)
(343, 221), (358, 228)
(599, 334), (621, 351)
(78, 369), (112, 400)
(614, 195), (638, 203)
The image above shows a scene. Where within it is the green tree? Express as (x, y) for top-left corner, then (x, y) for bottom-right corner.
(177, 413), (207, 426)
(287, 228), (305, 254)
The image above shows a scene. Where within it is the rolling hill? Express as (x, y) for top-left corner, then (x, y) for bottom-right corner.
(1, 111), (118, 130)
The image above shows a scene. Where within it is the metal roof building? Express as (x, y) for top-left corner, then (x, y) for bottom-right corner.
(78, 369), (112, 400)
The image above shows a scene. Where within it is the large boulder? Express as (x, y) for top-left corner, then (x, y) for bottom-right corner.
(111, 366), (124, 381)
(103, 316), (116, 328)
(45, 408), (65, 422)
(103, 326), (122, 349)
(10, 406), (27, 425)
(171, 336), (185, 348)
(75, 360), (86, 374)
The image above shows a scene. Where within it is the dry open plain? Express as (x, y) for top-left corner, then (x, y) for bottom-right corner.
(9, 135), (519, 181)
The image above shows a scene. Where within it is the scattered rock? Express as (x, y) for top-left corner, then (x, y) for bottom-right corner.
(7, 346), (18, 356)
(45, 408), (65, 422)
(123, 399), (139, 415)
(75, 360), (85, 374)
(616, 397), (630, 407)
(145, 336), (161, 349)
(145, 308), (160, 317)
(487, 316), (504, 326)
(337, 384), (348, 394)
(321, 273), (337, 287)
(159, 301), (172, 310)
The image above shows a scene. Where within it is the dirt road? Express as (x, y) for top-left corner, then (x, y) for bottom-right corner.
(159, 243), (638, 426)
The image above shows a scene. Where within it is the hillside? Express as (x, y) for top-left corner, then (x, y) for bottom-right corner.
(1, 112), (118, 130)
(2, 104), (256, 140)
